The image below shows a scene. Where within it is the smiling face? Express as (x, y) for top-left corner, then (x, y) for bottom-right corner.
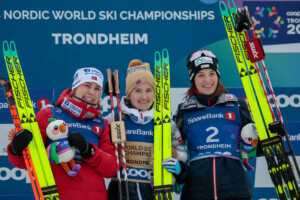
(73, 82), (102, 105)
(194, 68), (219, 95)
(128, 83), (154, 111)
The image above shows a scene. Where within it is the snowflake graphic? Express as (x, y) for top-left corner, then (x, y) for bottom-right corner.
(251, 6), (284, 39)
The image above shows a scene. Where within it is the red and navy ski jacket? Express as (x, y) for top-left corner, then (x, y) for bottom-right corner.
(7, 90), (118, 200)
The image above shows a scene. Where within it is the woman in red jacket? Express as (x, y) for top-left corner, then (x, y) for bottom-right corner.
(7, 67), (118, 200)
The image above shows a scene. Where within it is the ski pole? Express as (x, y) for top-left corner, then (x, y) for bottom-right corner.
(106, 68), (122, 200)
(113, 70), (129, 200)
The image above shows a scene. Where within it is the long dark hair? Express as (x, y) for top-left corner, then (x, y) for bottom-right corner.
(185, 80), (227, 100)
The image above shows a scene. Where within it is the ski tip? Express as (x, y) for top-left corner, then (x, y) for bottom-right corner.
(228, 0), (237, 12)
(155, 51), (161, 62)
(162, 49), (169, 59)
(3, 41), (9, 53)
(219, 1), (228, 14)
(10, 41), (16, 53)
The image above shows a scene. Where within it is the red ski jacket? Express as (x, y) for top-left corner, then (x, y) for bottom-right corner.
(7, 89), (118, 200)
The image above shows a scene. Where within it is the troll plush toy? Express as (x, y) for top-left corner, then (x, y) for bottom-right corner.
(46, 118), (81, 177)
(240, 123), (259, 171)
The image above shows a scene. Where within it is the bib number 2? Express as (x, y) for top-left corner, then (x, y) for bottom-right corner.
(206, 127), (219, 143)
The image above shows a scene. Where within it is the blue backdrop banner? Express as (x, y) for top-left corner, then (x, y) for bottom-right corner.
(1, 0), (300, 200)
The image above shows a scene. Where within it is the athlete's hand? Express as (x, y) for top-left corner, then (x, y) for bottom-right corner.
(68, 132), (94, 158)
(162, 158), (182, 175)
(10, 129), (33, 156)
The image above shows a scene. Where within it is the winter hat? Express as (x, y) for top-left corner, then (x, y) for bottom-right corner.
(125, 59), (155, 96)
(186, 49), (220, 82)
(72, 67), (104, 91)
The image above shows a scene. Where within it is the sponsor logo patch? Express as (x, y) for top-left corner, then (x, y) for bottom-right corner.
(61, 99), (82, 117)
(194, 57), (213, 67)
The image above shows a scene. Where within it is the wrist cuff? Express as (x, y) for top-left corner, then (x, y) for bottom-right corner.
(10, 145), (23, 156)
(81, 144), (94, 158)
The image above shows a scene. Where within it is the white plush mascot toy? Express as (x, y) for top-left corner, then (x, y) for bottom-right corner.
(240, 123), (259, 171)
(46, 118), (81, 177)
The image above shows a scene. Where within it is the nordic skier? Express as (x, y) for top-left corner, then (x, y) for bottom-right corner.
(7, 67), (118, 200)
(106, 59), (187, 199)
(106, 59), (156, 200)
(162, 49), (257, 200)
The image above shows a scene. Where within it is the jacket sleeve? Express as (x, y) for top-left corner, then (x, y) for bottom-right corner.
(238, 99), (253, 127)
(36, 108), (53, 144)
(7, 143), (26, 169)
(173, 103), (186, 140)
(238, 99), (264, 156)
(83, 119), (118, 178)
(7, 108), (52, 169)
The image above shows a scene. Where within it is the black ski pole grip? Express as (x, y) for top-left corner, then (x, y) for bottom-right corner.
(269, 121), (285, 137)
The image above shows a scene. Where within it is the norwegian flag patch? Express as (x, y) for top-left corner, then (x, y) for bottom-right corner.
(135, 79), (142, 85)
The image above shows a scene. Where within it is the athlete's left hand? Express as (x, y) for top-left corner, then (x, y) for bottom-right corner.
(162, 158), (181, 175)
(68, 132), (94, 158)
